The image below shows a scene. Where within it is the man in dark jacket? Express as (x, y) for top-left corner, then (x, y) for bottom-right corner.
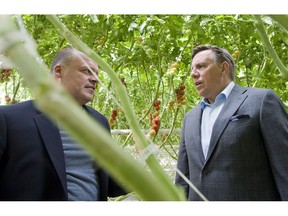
(0, 48), (126, 200)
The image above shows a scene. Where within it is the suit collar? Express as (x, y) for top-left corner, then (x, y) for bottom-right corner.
(31, 101), (99, 198)
(189, 105), (206, 164)
(200, 81), (235, 109)
(33, 111), (68, 197)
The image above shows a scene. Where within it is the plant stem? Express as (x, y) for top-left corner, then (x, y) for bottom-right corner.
(254, 15), (288, 79)
(45, 15), (185, 201)
(1, 15), (185, 201)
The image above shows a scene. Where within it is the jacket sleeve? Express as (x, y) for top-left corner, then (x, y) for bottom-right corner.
(108, 176), (128, 198)
(175, 116), (189, 199)
(0, 110), (7, 161)
(260, 90), (288, 200)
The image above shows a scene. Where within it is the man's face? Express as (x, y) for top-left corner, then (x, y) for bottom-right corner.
(190, 50), (229, 104)
(54, 52), (99, 105)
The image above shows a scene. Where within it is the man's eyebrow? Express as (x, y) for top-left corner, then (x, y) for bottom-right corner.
(192, 62), (204, 67)
(80, 64), (97, 71)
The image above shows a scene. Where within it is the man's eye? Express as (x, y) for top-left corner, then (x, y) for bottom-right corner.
(192, 64), (205, 71)
(82, 69), (92, 75)
(198, 64), (205, 70)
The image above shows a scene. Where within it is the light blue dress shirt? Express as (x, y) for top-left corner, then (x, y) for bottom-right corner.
(200, 82), (235, 159)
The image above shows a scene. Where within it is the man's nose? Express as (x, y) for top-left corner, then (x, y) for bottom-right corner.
(89, 72), (98, 84)
(190, 69), (199, 79)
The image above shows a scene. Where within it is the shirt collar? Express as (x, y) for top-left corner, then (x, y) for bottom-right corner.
(200, 81), (235, 109)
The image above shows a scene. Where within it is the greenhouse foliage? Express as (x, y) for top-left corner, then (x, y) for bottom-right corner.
(1, 15), (288, 200)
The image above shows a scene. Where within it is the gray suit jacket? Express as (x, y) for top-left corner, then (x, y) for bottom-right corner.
(175, 84), (288, 201)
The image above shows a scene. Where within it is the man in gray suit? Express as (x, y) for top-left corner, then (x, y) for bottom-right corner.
(175, 45), (288, 201)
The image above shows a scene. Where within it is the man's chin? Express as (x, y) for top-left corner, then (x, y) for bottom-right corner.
(85, 94), (94, 103)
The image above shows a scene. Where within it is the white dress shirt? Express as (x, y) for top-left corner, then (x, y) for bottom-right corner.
(200, 82), (235, 159)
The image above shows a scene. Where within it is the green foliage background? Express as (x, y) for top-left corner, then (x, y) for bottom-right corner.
(1, 15), (288, 150)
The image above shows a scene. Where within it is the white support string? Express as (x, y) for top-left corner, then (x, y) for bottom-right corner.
(175, 167), (209, 201)
(138, 143), (159, 162)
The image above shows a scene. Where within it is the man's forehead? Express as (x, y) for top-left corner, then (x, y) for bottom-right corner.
(194, 50), (213, 59)
(76, 53), (98, 67)
(193, 51), (213, 63)
(77, 52), (92, 61)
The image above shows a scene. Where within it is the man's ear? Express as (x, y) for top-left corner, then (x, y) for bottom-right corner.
(53, 65), (62, 79)
(222, 61), (229, 74)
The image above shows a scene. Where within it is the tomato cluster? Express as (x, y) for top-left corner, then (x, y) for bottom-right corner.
(4, 95), (17, 105)
(232, 50), (240, 60)
(148, 99), (161, 138)
(174, 84), (187, 107)
(109, 109), (118, 126)
(166, 62), (179, 77)
(0, 68), (11, 82)
(95, 36), (107, 51)
(168, 84), (187, 109)
(120, 77), (127, 87)
(4, 95), (11, 104)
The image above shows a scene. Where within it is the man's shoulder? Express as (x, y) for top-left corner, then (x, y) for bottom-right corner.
(84, 105), (110, 130)
(234, 84), (272, 95)
(232, 85), (276, 100)
(185, 103), (202, 117)
(0, 100), (34, 112)
(83, 105), (108, 121)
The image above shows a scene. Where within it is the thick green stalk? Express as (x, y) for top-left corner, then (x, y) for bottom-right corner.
(46, 15), (149, 148)
(254, 15), (288, 79)
(269, 15), (288, 33)
(0, 15), (185, 200)
(46, 15), (185, 201)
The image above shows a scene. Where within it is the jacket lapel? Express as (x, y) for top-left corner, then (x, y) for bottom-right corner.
(205, 85), (248, 162)
(34, 114), (67, 196)
(189, 105), (206, 164)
